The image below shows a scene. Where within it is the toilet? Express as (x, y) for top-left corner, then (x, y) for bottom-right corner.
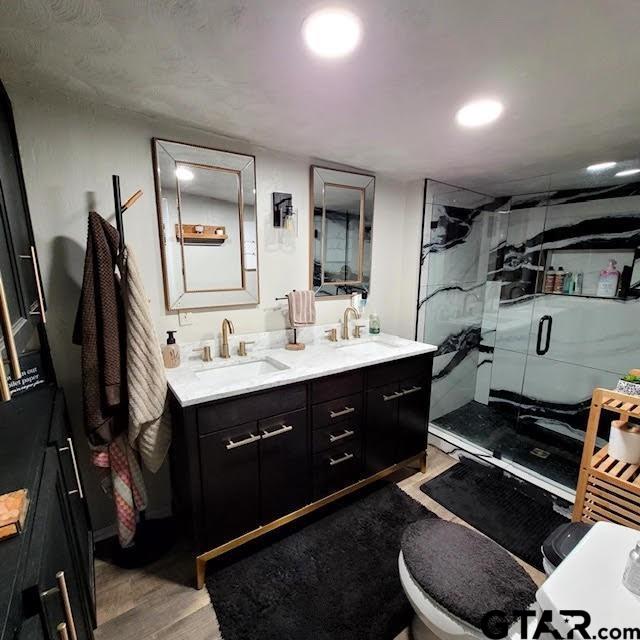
(398, 519), (544, 640)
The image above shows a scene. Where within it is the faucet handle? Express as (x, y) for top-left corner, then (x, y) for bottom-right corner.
(324, 328), (338, 342)
(353, 324), (366, 339)
(193, 345), (213, 362)
(238, 340), (254, 356)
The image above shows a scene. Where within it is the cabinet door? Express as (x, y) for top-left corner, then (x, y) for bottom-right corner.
(50, 392), (95, 626)
(200, 421), (260, 547)
(364, 382), (401, 474)
(23, 448), (94, 640)
(259, 408), (308, 522)
(397, 376), (430, 462)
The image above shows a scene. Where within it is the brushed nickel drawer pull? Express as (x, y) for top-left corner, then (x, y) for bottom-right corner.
(261, 424), (293, 439)
(383, 391), (403, 402)
(329, 406), (355, 419)
(226, 433), (260, 450)
(21, 246), (47, 323)
(56, 571), (78, 640)
(0, 269), (21, 382)
(329, 452), (354, 466)
(401, 385), (422, 396)
(59, 437), (84, 499)
(329, 428), (354, 443)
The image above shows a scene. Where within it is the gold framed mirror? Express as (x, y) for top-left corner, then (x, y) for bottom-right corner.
(152, 138), (259, 310)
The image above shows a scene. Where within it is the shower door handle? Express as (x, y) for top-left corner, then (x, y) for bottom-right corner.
(536, 315), (553, 355)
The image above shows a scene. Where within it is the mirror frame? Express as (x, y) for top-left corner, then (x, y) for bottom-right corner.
(151, 138), (259, 310)
(309, 165), (375, 298)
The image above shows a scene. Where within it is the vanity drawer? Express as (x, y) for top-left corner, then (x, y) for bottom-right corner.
(312, 421), (361, 454)
(311, 370), (363, 404)
(198, 384), (306, 435)
(366, 354), (432, 390)
(312, 392), (362, 429)
(313, 443), (362, 500)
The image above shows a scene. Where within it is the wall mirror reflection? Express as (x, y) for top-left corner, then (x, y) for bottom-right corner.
(310, 166), (374, 297)
(152, 139), (258, 310)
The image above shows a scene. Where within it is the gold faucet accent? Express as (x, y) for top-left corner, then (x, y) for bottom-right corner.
(220, 318), (234, 358)
(342, 306), (360, 340)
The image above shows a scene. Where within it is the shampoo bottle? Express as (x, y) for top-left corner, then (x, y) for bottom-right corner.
(162, 330), (181, 368)
(597, 259), (620, 298)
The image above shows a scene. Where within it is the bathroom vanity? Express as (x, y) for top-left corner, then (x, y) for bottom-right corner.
(167, 334), (436, 587)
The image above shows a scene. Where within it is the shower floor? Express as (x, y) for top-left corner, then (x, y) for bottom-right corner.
(432, 401), (583, 490)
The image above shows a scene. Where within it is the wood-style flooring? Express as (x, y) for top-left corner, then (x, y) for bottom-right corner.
(94, 446), (545, 640)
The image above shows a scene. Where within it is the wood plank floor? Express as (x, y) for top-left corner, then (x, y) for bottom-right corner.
(94, 446), (546, 640)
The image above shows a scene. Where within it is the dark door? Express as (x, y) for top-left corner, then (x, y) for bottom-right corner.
(397, 376), (430, 462)
(200, 421), (260, 547)
(23, 448), (94, 640)
(364, 382), (401, 474)
(259, 408), (308, 522)
(50, 392), (95, 626)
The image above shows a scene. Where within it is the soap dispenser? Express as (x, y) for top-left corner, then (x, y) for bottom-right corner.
(162, 331), (181, 368)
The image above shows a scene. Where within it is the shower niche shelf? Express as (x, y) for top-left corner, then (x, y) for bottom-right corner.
(573, 382), (640, 531)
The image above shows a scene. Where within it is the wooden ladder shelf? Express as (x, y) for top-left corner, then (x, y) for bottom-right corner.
(573, 374), (640, 530)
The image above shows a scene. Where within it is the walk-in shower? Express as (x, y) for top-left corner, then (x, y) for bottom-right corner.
(417, 169), (640, 491)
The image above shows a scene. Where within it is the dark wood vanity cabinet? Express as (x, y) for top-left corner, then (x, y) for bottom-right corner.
(171, 353), (433, 556)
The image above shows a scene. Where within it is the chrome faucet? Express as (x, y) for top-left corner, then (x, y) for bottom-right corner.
(342, 305), (360, 340)
(220, 318), (234, 358)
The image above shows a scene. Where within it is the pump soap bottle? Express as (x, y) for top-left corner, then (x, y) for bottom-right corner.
(162, 330), (181, 368)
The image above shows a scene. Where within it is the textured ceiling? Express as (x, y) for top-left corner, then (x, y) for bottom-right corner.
(1, 0), (640, 189)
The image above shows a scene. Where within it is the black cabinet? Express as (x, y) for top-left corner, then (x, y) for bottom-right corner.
(171, 353), (433, 564)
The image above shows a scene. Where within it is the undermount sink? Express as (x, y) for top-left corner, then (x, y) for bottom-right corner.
(195, 358), (289, 386)
(335, 340), (400, 356)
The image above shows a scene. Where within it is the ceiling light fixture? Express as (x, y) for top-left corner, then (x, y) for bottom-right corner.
(302, 8), (362, 58)
(456, 99), (504, 128)
(175, 166), (194, 181)
(615, 168), (640, 177)
(587, 161), (617, 172)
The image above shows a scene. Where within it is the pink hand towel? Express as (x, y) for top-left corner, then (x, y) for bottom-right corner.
(287, 290), (316, 327)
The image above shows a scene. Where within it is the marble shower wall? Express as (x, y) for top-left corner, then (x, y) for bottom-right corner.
(418, 177), (640, 443)
(416, 180), (508, 420)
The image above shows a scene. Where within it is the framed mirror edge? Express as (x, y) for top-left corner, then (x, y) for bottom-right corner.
(308, 164), (375, 300)
(151, 137), (260, 311)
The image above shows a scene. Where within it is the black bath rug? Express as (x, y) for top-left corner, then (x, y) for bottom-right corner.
(420, 459), (568, 571)
(206, 483), (436, 640)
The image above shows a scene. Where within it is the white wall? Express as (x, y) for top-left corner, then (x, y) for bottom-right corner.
(8, 87), (421, 531)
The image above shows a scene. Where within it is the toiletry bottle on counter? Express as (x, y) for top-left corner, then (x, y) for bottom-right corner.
(162, 331), (181, 368)
(563, 271), (574, 294)
(544, 267), (556, 293)
(553, 267), (566, 293)
(369, 313), (380, 335)
(597, 259), (620, 298)
(622, 540), (640, 596)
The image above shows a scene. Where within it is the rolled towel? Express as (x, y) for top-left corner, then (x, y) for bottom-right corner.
(287, 290), (316, 327)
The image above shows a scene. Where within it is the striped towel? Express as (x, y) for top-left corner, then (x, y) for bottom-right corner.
(92, 435), (148, 547)
(287, 290), (316, 327)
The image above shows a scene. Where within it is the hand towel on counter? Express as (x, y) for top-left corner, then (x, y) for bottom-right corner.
(121, 246), (171, 473)
(287, 290), (316, 327)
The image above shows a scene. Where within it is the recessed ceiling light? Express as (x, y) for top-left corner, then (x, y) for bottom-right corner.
(175, 166), (194, 181)
(456, 99), (503, 128)
(302, 8), (362, 58)
(615, 168), (640, 177)
(587, 161), (617, 172)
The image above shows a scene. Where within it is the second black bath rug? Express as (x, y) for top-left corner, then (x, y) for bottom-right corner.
(420, 459), (567, 571)
(206, 484), (436, 640)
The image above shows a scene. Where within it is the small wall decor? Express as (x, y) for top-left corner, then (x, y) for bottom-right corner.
(273, 192), (297, 234)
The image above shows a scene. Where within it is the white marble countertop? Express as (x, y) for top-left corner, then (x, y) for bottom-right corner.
(166, 331), (437, 407)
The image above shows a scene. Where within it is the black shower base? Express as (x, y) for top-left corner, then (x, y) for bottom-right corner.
(432, 401), (583, 490)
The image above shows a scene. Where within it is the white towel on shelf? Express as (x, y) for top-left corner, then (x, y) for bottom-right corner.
(287, 290), (316, 327)
(122, 246), (172, 473)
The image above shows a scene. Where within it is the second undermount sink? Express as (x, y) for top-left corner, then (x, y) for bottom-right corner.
(335, 340), (401, 356)
(195, 357), (289, 386)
